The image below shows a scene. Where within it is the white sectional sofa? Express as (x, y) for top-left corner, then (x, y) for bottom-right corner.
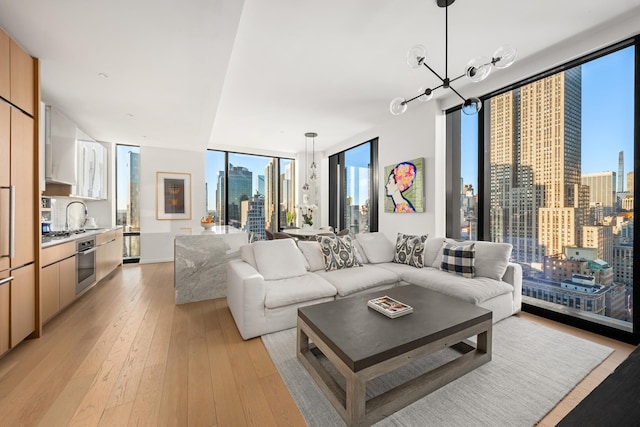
(226, 232), (522, 340)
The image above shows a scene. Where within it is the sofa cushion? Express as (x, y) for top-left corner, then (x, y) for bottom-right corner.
(316, 235), (362, 271)
(356, 232), (395, 263)
(297, 241), (325, 272)
(239, 244), (257, 270)
(316, 265), (399, 297)
(253, 239), (307, 280)
(472, 241), (513, 281)
(351, 238), (369, 264)
(425, 237), (445, 267)
(401, 267), (514, 305)
(440, 242), (476, 278)
(264, 273), (337, 309)
(393, 233), (427, 268)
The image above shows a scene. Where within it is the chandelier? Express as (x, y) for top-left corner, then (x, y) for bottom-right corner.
(390, 0), (517, 116)
(302, 132), (318, 193)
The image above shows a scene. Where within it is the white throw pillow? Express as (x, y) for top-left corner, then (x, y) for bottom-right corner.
(356, 232), (394, 264)
(252, 239), (307, 280)
(473, 241), (512, 280)
(297, 241), (325, 272)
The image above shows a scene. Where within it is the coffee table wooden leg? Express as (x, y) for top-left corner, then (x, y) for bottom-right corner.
(345, 371), (366, 427)
(476, 323), (492, 356)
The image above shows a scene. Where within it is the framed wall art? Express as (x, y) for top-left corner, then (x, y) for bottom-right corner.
(383, 157), (425, 213)
(156, 172), (192, 220)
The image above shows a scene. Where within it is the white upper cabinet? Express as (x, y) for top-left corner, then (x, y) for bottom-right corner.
(75, 135), (107, 200)
(44, 105), (108, 200)
(45, 105), (76, 185)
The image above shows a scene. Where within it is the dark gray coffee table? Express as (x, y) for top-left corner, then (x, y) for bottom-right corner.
(297, 284), (492, 427)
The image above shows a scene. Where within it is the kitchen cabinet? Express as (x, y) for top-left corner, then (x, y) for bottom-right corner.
(76, 138), (107, 200)
(40, 263), (59, 323)
(9, 38), (35, 116)
(0, 103), (9, 274)
(0, 29), (9, 101)
(41, 241), (76, 323)
(10, 264), (35, 347)
(0, 272), (9, 355)
(96, 229), (123, 282)
(11, 108), (35, 267)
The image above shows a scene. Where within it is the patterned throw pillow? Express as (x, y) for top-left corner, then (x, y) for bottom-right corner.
(316, 235), (363, 271)
(440, 242), (476, 278)
(393, 233), (428, 268)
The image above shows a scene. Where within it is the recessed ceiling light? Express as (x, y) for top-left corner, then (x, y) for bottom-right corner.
(127, 113), (134, 118)
(98, 73), (109, 79)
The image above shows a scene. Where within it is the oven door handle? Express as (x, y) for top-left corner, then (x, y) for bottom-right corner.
(78, 246), (99, 255)
(0, 276), (14, 286)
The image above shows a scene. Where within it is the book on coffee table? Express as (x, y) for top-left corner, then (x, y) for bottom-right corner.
(367, 295), (413, 318)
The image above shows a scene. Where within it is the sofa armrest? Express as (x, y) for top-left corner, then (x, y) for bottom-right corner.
(226, 259), (267, 340)
(502, 262), (522, 313)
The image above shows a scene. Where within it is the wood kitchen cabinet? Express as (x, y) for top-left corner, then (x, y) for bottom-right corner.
(9, 38), (35, 116)
(0, 272), (9, 356)
(96, 229), (123, 282)
(41, 242), (76, 324)
(10, 264), (35, 347)
(0, 29), (9, 102)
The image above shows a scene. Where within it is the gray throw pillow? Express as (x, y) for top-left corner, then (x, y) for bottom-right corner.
(393, 233), (428, 268)
(316, 235), (363, 271)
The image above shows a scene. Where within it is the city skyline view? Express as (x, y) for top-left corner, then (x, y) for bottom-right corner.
(461, 46), (635, 192)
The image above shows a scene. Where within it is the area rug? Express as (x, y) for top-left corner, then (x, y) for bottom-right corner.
(262, 315), (613, 427)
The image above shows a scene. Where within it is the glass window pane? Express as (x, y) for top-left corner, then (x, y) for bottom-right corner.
(344, 142), (371, 233)
(460, 114), (478, 240)
(205, 150), (226, 226)
(486, 46), (634, 328)
(228, 153), (272, 238)
(116, 145), (140, 260)
(280, 158), (296, 229)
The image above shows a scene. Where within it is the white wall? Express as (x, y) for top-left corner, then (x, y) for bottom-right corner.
(139, 146), (206, 263)
(324, 101), (445, 243)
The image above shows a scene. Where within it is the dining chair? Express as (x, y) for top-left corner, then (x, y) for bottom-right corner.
(318, 226), (334, 232)
(274, 232), (295, 240)
(336, 228), (350, 236)
(265, 229), (275, 240)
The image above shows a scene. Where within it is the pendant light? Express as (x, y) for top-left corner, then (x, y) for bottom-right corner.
(390, 0), (517, 116)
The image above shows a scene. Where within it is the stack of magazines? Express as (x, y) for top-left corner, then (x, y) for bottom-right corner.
(367, 296), (413, 318)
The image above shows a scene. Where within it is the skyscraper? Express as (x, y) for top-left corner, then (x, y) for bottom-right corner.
(581, 171), (616, 217)
(490, 67), (587, 263)
(628, 171), (634, 193)
(617, 151), (624, 193)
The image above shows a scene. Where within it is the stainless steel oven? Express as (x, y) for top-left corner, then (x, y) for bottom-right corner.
(76, 237), (97, 294)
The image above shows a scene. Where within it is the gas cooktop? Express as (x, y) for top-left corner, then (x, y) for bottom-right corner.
(43, 229), (87, 238)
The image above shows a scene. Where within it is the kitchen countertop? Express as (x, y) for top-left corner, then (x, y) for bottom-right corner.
(42, 226), (123, 249)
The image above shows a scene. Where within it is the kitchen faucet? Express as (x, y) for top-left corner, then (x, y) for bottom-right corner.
(65, 200), (88, 231)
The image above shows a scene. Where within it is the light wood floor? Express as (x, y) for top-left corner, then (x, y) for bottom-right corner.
(0, 263), (634, 426)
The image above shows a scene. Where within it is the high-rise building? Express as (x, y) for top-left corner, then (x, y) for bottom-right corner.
(581, 172), (616, 217)
(126, 151), (140, 231)
(582, 225), (613, 264)
(227, 165), (252, 227)
(490, 67), (587, 264)
(216, 170), (225, 224)
(244, 193), (266, 240)
(627, 171), (634, 193)
(617, 151), (624, 193)
(264, 159), (278, 230)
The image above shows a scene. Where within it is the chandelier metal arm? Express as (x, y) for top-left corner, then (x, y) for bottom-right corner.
(447, 84), (467, 103)
(421, 61), (447, 84)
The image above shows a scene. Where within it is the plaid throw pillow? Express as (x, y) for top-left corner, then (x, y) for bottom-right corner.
(440, 242), (476, 278)
(393, 233), (428, 268)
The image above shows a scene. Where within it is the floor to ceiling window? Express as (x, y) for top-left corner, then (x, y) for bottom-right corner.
(115, 144), (140, 262)
(446, 39), (637, 342)
(205, 150), (295, 239)
(328, 139), (378, 233)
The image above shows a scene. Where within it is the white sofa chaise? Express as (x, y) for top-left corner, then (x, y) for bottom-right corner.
(227, 233), (522, 340)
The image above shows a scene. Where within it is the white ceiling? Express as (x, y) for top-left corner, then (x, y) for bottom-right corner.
(0, 0), (639, 155)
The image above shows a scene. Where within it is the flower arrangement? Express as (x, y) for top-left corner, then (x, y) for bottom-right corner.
(297, 204), (318, 226)
(286, 210), (296, 225)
